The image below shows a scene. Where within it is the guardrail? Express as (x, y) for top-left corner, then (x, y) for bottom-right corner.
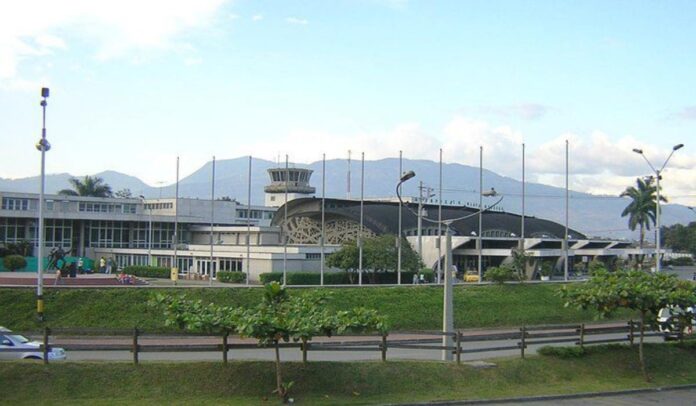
(4, 321), (680, 365)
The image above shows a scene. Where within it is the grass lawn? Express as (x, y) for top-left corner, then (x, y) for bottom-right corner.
(1, 343), (695, 405)
(0, 284), (634, 332)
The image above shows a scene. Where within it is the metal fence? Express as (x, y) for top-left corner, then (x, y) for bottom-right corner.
(6, 321), (672, 365)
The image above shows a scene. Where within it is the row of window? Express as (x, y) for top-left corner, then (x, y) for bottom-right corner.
(1, 198), (29, 211)
(270, 170), (311, 183)
(144, 202), (173, 210)
(236, 209), (274, 219)
(79, 202), (137, 214)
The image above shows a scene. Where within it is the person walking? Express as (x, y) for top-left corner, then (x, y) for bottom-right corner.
(106, 258), (113, 274)
(99, 257), (106, 273)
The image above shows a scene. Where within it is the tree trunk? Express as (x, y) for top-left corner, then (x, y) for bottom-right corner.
(639, 311), (650, 382)
(274, 340), (285, 400)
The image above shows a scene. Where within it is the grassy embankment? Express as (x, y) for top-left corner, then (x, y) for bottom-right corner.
(1, 343), (695, 405)
(0, 284), (635, 331)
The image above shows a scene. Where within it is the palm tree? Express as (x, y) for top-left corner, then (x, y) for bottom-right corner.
(620, 177), (666, 248)
(58, 176), (113, 198)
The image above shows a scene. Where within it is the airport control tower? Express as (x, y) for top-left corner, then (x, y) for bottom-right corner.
(264, 167), (316, 207)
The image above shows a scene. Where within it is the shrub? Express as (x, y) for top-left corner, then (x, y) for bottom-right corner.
(3, 255), (27, 272)
(539, 262), (554, 277)
(258, 270), (436, 285)
(217, 271), (246, 283)
(666, 257), (694, 266)
(588, 258), (606, 275)
(123, 266), (170, 278)
(484, 266), (518, 284)
(538, 345), (586, 358)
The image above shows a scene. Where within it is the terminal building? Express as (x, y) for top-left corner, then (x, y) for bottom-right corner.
(1, 167), (649, 282)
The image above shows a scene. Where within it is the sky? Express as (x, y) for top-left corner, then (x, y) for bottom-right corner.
(0, 0), (695, 205)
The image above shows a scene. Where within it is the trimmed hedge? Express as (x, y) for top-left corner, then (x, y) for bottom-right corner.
(122, 266), (170, 279)
(217, 271), (246, 283)
(259, 270), (435, 285)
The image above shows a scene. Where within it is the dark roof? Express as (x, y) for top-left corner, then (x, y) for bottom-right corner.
(272, 197), (585, 239)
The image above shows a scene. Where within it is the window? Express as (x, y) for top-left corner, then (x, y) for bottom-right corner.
(1, 198), (29, 211)
(0, 218), (26, 242)
(306, 253), (321, 260)
(86, 220), (129, 248)
(219, 259), (242, 272)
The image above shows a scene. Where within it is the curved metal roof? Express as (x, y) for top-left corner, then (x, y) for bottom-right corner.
(272, 197), (585, 239)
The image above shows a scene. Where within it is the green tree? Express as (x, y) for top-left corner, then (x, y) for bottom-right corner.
(326, 234), (423, 284)
(560, 270), (696, 381)
(620, 177), (666, 249)
(3, 254), (27, 271)
(114, 188), (133, 198)
(662, 222), (696, 257)
(58, 176), (113, 197)
(152, 282), (387, 402)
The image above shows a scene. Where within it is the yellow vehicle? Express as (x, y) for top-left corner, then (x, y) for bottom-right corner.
(464, 271), (479, 282)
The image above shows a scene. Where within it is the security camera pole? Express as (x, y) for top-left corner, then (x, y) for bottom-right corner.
(36, 87), (50, 321)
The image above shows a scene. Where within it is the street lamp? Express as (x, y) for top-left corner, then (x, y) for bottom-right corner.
(632, 144), (684, 273)
(396, 170), (415, 285)
(35, 87), (50, 321)
(417, 181), (436, 259)
(397, 171), (503, 361)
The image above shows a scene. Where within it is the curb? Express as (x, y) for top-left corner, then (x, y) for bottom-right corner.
(391, 383), (696, 405)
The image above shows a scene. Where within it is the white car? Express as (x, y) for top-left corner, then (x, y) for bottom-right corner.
(0, 327), (67, 361)
(657, 306), (695, 339)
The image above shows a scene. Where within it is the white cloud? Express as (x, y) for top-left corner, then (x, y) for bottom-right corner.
(252, 14), (264, 22)
(0, 0), (228, 86)
(236, 116), (696, 205)
(286, 17), (309, 25)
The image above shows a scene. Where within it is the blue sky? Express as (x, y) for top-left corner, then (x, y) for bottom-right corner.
(0, 0), (694, 203)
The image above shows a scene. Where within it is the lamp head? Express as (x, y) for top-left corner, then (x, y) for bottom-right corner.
(41, 87), (49, 98)
(673, 144), (684, 151)
(632, 148), (643, 154)
(400, 170), (415, 182)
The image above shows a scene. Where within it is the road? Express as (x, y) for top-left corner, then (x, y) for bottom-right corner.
(484, 387), (696, 405)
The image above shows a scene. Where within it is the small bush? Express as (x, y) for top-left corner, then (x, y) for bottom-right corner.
(588, 258), (606, 275)
(123, 266), (170, 278)
(484, 266), (518, 284)
(666, 257), (695, 266)
(3, 255), (27, 272)
(259, 270), (435, 285)
(217, 271), (246, 283)
(538, 345), (586, 358)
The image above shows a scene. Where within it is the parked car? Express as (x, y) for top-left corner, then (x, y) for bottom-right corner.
(464, 271), (479, 283)
(657, 306), (695, 340)
(0, 327), (66, 361)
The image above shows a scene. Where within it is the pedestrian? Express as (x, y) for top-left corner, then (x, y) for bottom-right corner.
(106, 258), (113, 275)
(99, 257), (106, 273)
(412, 273), (418, 285)
(77, 257), (84, 273)
(54, 269), (62, 286)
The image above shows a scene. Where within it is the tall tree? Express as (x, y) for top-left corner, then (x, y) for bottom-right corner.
(326, 234), (423, 284)
(58, 176), (113, 198)
(620, 177), (665, 248)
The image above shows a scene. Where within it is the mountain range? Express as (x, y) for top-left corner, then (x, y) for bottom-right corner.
(2, 157), (694, 241)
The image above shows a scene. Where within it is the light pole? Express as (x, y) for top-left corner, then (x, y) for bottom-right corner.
(397, 171), (503, 361)
(396, 159), (409, 285)
(35, 87), (50, 321)
(632, 144), (684, 273)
